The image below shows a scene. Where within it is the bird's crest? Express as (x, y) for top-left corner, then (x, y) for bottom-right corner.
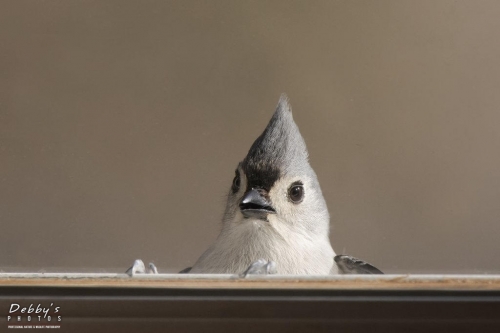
(241, 94), (310, 190)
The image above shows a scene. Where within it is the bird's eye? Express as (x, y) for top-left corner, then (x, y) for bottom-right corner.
(288, 182), (304, 203)
(232, 170), (241, 193)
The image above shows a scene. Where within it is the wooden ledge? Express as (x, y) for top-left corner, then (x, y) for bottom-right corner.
(1, 273), (500, 290)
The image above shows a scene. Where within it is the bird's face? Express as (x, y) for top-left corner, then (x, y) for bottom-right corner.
(225, 163), (324, 228)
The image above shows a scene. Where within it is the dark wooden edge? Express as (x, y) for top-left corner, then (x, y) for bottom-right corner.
(1, 286), (500, 332)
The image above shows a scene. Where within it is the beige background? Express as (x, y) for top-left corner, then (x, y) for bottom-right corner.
(1, 0), (499, 274)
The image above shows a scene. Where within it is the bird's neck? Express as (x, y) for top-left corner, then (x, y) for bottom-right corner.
(193, 219), (334, 274)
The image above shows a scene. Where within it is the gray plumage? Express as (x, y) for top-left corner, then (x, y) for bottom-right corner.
(335, 255), (384, 274)
(189, 95), (337, 274)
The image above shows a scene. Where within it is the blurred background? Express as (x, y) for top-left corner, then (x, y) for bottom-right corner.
(1, 0), (499, 274)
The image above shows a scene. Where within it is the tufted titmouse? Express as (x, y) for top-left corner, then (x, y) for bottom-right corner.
(128, 95), (382, 276)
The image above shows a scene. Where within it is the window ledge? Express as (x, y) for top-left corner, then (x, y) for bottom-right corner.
(2, 274), (500, 332)
(1, 273), (500, 290)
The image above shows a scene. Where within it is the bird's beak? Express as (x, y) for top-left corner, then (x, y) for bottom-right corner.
(239, 189), (276, 220)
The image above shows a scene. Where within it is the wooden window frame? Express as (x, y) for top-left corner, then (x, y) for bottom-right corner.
(1, 273), (500, 332)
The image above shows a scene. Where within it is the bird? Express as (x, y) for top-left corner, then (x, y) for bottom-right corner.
(127, 95), (382, 276)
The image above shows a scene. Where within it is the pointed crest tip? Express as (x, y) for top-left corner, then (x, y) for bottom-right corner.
(277, 93), (291, 113)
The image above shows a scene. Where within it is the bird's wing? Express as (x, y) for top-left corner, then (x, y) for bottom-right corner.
(334, 255), (384, 274)
(179, 267), (192, 274)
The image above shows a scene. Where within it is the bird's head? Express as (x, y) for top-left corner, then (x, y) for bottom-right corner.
(222, 95), (330, 235)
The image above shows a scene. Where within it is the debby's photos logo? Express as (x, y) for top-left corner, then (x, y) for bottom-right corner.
(7, 303), (61, 330)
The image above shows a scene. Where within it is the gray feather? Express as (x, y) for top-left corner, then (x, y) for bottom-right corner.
(242, 94), (309, 185)
(335, 255), (384, 274)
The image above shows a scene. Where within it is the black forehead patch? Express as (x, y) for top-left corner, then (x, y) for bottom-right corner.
(241, 157), (280, 192)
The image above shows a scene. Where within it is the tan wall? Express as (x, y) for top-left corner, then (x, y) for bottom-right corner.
(1, 1), (500, 273)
